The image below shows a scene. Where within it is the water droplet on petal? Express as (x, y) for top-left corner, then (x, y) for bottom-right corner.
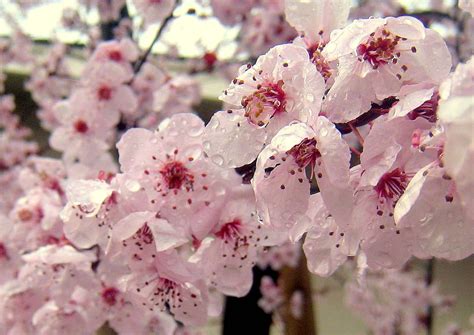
(188, 125), (203, 137)
(212, 155), (224, 166)
(210, 119), (220, 130)
(125, 179), (141, 192)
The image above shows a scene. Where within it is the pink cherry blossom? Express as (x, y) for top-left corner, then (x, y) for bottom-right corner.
(132, 62), (168, 122)
(149, 75), (201, 126)
(210, 0), (257, 26)
(132, 0), (176, 26)
(345, 269), (450, 335)
(190, 185), (271, 297)
(117, 113), (240, 235)
(88, 38), (139, 77)
(204, 44), (325, 168)
(285, 0), (352, 44)
(240, 8), (296, 57)
(395, 164), (474, 261)
(257, 241), (301, 271)
(258, 276), (283, 314)
(123, 251), (209, 326)
(252, 117), (350, 233)
(49, 95), (115, 161)
(322, 16), (452, 123)
(79, 61), (137, 120)
(302, 194), (350, 277)
(1, 2), (473, 332)
(61, 179), (117, 249)
(350, 115), (436, 269)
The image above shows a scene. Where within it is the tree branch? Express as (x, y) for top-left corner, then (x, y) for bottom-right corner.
(133, 10), (176, 73)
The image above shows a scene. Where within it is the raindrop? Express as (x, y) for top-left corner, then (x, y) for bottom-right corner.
(125, 180), (141, 192)
(188, 126), (203, 137)
(212, 155), (225, 166)
(211, 119), (220, 129)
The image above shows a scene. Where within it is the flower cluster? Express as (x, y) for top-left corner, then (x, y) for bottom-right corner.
(345, 269), (454, 335)
(204, 2), (474, 278)
(0, 0), (473, 333)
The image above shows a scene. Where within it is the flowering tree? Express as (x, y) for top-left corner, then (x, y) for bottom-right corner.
(0, 0), (473, 334)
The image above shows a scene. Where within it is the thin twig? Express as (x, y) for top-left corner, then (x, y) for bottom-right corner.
(134, 11), (176, 73)
(350, 146), (362, 156)
(349, 123), (365, 146)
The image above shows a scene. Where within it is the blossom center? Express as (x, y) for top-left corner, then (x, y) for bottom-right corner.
(287, 138), (320, 168)
(74, 120), (89, 133)
(98, 85), (113, 101)
(374, 168), (408, 202)
(108, 50), (123, 62)
(215, 219), (242, 241)
(0, 243), (8, 260)
(357, 29), (400, 69)
(17, 208), (33, 222)
(101, 287), (120, 306)
(136, 224), (154, 244)
(407, 93), (439, 123)
(203, 52), (218, 70)
(156, 278), (178, 295)
(308, 43), (331, 81)
(242, 80), (286, 127)
(159, 160), (194, 190)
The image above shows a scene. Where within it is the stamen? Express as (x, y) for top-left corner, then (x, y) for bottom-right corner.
(242, 80), (286, 127)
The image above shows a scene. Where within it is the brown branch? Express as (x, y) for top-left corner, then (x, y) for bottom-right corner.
(133, 7), (177, 73)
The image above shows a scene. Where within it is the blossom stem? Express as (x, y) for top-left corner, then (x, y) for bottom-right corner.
(349, 123), (365, 146)
(350, 146), (362, 156)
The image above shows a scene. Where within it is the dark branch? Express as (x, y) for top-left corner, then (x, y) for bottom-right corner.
(133, 11), (176, 73)
(335, 97), (398, 135)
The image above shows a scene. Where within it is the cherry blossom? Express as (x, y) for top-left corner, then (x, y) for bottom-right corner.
(302, 194), (351, 277)
(87, 38), (139, 77)
(323, 16), (452, 123)
(252, 117), (350, 233)
(132, 0), (176, 26)
(204, 44), (325, 168)
(285, 0), (352, 44)
(61, 178), (117, 249)
(393, 58), (474, 261)
(210, 0), (257, 26)
(123, 250), (209, 326)
(79, 61), (138, 119)
(49, 95), (115, 162)
(345, 269), (451, 335)
(1, 1), (473, 333)
(240, 8), (296, 57)
(190, 185), (272, 297)
(258, 276), (283, 314)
